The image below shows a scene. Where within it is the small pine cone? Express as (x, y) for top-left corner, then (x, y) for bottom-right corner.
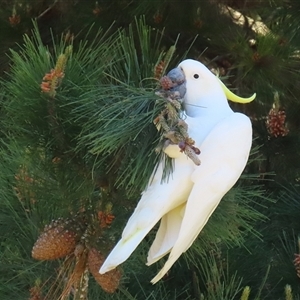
(29, 286), (44, 300)
(154, 61), (165, 79)
(87, 248), (122, 293)
(160, 76), (173, 90)
(266, 108), (289, 137)
(153, 11), (163, 24)
(294, 253), (300, 278)
(32, 218), (79, 260)
(252, 52), (261, 62)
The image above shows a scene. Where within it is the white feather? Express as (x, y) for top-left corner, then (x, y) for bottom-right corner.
(100, 155), (194, 273)
(146, 203), (186, 266)
(151, 113), (252, 283)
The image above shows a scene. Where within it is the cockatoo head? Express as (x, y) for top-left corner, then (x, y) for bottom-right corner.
(165, 59), (256, 117)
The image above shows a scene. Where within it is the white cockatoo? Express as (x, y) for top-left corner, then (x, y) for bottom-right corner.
(100, 59), (256, 284)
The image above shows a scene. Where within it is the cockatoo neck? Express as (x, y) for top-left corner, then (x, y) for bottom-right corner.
(183, 83), (232, 118)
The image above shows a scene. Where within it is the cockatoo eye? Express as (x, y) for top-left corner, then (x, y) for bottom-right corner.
(193, 74), (199, 79)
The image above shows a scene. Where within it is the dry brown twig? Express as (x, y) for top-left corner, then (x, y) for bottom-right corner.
(154, 77), (201, 166)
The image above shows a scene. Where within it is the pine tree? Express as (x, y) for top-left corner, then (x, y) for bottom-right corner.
(1, 1), (300, 299)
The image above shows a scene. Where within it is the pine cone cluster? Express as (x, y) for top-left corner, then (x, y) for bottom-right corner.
(266, 107), (289, 137)
(32, 216), (122, 295)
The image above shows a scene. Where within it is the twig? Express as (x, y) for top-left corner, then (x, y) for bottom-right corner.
(218, 4), (271, 36)
(36, 0), (59, 20)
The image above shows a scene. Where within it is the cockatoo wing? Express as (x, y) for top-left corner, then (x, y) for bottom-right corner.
(99, 156), (195, 274)
(151, 112), (252, 284)
(146, 203), (186, 266)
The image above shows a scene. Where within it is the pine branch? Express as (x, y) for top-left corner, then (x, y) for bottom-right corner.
(218, 4), (271, 36)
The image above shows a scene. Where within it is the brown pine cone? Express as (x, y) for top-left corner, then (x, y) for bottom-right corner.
(266, 108), (289, 137)
(32, 218), (79, 260)
(87, 248), (122, 293)
(160, 76), (173, 90)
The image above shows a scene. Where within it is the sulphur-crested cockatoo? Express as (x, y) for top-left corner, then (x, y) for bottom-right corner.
(100, 59), (256, 284)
